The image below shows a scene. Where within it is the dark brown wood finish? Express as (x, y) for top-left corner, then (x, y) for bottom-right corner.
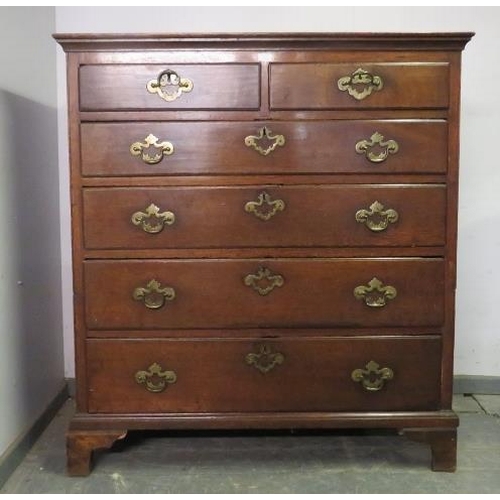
(55, 32), (473, 475)
(79, 64), (261, 110)
(270, 63), (450, 109)
(86, 337), (442, 413)
(67, 430), (127, 476)
(80, 120), (448, 176)
(402, 428), (457, 472)
(82, 185), (446, 249)
(84, 258), (444, 330)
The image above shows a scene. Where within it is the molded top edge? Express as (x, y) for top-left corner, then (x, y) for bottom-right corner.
(53, 32), (474, 52)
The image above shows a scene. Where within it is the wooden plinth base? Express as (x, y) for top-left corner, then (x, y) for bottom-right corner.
(401, 428), (457, 472)
(66, 412), (458, 475)
(67, 430), (127, 476)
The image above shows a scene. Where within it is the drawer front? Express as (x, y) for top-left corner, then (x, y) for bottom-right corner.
(83, 185), (446, 249)
(86, 337), (442, 413)
(79, 64), (260, 110)
(270, 63), (449, 109)
(84, 259), (444, 330)
(80, 120), (447, 176)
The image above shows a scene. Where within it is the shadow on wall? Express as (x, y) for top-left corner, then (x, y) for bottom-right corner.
(0, 88), (65, 433)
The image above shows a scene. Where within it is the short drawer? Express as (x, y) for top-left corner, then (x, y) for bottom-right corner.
(86, 337), (442, 413)
(84, 258), (444, 330)
(80, 120), (448, 176)
(83, 185), (446, 249)
(270, 63), (449, 109)
(79, 64), (260, 110)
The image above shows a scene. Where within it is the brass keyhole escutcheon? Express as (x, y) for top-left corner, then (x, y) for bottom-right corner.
(244, 266), (285, 296)
(146, 69), (193, 102)
(337, 68), (384, 101)
(246, 345), (285, 374)
(244, 127), (285, 156)
(244, 191), (286, 221)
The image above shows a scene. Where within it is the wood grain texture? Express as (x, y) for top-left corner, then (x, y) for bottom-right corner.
(54, 32), (473, 474)
(82, 184), (446, 249)
(69, 410), (459, 431)
(79, 64), (260, 111)
(83, 258), (445, 330)
(54, 32), (474, 52)
(80, 120), (448, 176)
(402, 428), (457, 472)
(270, 63), (449, 110)
(86, 337), (442, 413)
(66, 430), (127, 476)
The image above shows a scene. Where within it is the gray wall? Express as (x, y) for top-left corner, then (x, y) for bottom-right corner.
(0, 7), (64, 459)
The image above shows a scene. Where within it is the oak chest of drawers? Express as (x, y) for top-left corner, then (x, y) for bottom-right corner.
(55, 32), (473, 475)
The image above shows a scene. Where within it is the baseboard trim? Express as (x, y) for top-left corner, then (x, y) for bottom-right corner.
(453, 375), (500, 395)
(0, 383), (69, 489)
(67, 377), (76, 398)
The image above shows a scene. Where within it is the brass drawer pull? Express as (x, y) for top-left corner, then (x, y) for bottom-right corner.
(131, 203), (175, 234)
(355, 132), (399, 163)
(246, 344), (285, 374)
(244, 191), (286, 221)
(354, 277), (397, 308)
(244, 266), (284, 296)
(146, 69), (193, 102)
(135, 362), (177, 393)
(245, 126), (285, 156)
(351, 360), (394, 392)
(337, 68), (383, 101)
(133, 279), (176, 310)
(355, 201), (399, 232)
(130, 133), (174, 165)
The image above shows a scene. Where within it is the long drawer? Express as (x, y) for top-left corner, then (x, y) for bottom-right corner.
(84, 259), (445, 330)
(83, 185), (446, 249)
(86, 337), (442, 413)
(270, 63), (449, 109)
(80, 120), (448, 176)
(79, 64), (261, 110)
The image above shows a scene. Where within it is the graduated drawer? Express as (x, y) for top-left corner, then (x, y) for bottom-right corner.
(83, 185), (446, 249)
(86, 337), (442, 413)
(80, 120), (448, 176)
(84, 258), (444, 330)
(79, 64), (260, 111)
(270, 63), (449, 109)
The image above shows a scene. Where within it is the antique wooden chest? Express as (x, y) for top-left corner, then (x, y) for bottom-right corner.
(55, 32), (473, 474)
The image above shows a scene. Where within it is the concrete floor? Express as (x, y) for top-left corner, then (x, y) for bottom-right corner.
(2, 395), (500, 494)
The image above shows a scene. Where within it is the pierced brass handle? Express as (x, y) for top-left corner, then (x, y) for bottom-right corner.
(246, 344), (285, 374)
(351, 360), (394, 392)
(130, 134), (174, 165)
(355, 201), (399, 232)
(132, 279), (176, 310)
(354, 277), (397, 308)
(244, 266), (284, 296)
(131, 203), (175, 234)
(245, 127), (285, 156)
(146, 69), (193, 102)
(337, 68), (383, 101)
(244, 191), (286, 221)
(135, 362), (177, 393)
(355, 132), (399, 163)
